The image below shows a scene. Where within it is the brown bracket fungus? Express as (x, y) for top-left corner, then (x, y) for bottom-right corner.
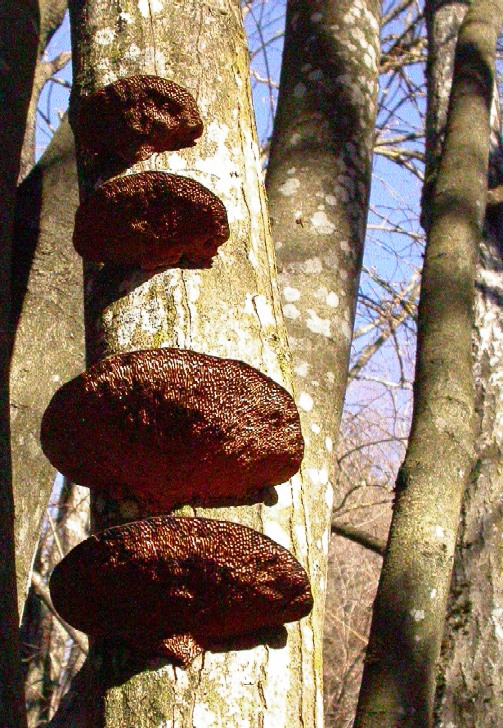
(40, 348), (304, 511)
(49, 516), (313, 667)
(76, 75), (203, 163)
(73, 171), (230, 268)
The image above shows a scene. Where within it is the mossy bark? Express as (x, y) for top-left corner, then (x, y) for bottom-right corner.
(353, 1), (502, 725)
(56, 1), (323, 726)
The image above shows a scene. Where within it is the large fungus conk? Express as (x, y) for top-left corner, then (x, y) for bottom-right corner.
(40, 348), (304, 511)
(77, 75), (203, 163)
(73, 171), (229, 268)
(49, 516), (313, 666)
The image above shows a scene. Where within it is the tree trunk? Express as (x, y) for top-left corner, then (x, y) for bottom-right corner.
(12, 115), (83, 615)
(51, 1), (323, 725)
(354, 0), (501, 725)
(0, 1), (39, 724)
(422, 2), (503, 724)
(264, 2), (380, 720)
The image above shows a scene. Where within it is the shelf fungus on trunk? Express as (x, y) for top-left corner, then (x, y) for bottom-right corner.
(76, 75), (203, 163)
(40, 348), (304, 512)
(49, 516), (313, 667)
(73, 171), (230, 269)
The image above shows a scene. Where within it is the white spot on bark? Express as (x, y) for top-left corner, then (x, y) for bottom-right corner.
(322, 527), (330, 554)
(287, 166), (297, 175)
(192, 703), (218, 727)
(326, 371), (335, 384)
(326, 291), (339, 308)
(311, 12), (323, 23)
(294, 82), (306, 98)
(491, 608), (503, 640)
(301, 623), (314, 652)
(138, 0), (164, 18)
(294, 361), (309, 377)
(306, 310), (331, 337)
(311, 210), (336, 234)
(325, 437), (333, 452)
(302, 257), (323, 274)
(118, 11), (133, 24)
(283, 286), (301, 302)
(325, 194), (337, 206)
(311, 423), (321, 434)
(95, 28), (115, 45)
(252, 294), (275, 327)
(124, 43), (141, 62)
(410, 609), (425, 622)
(283, 303), (301, 320)
(279, 178), (300, 196)
(430, 589), (437, 600)
(325, 482), (334, 509)
(289, 132), (301, 145)
(263, 520), (291, 549)
(298, 392), (314, 411)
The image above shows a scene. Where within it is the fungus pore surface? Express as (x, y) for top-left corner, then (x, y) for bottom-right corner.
(49, 516), (313, 666)
(40, 348), (304, 511)
(77, 75), (203, 163)
(73, 171), (229, 268)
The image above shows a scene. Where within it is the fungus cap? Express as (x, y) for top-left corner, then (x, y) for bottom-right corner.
(49, 516), (313, 666)
(40, 348), (304, 511)
(73, 171), (229, 269)
(77, 75), (203, 163)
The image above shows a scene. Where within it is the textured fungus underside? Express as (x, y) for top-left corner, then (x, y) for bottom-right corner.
(73, 171), (230, 268)
(40, 348), (304, 511)
(49, 516), (313, 667)
(77, 75), (203, 163)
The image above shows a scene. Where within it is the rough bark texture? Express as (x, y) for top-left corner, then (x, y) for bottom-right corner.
(436, 223), (503, 728)
(354, 1), (501, 725)
(424, 2), (503, 724)
(51, 1), (323, 725)
(12, 116), (84, 614)
(264, 0), (380, 713)
(0, 1), (39, 724)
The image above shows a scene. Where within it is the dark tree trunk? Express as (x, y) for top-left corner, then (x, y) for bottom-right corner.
(0, 1), (39, 724)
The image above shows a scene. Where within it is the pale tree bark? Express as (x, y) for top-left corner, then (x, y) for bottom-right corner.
(0, 2), (39, 725)
(354, 0), (502, 725)
(49, 1), (323, 725)
(422, 2), (503, 724)
(12, 115), (83, 614)
(263, 1), (380, 720)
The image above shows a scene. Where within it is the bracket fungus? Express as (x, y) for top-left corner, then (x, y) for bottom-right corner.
(77, 75), (203, 163)
(41, 348), (304, 511)
(49, 516), (313, 666)
(73, 171), (230, 268)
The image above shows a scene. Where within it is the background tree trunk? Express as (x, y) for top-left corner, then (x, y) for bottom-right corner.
(50, 1), (324, 725)
(354, 0), (501, 725)
(423, 2), (503, 724)
(264, 2), (380, 720)
(0, 1), (39, 724)
(12, 116), (83, 614)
